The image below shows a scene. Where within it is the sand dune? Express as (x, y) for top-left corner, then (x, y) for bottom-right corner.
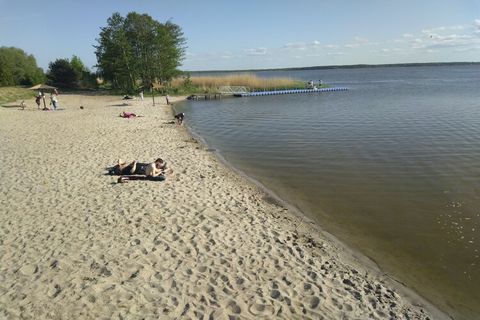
(0, 94), (447, 319)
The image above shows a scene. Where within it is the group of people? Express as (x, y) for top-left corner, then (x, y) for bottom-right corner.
(306, 80), (323, 89)
(35, 90), (59, 111)
(109, 158), (172, 183)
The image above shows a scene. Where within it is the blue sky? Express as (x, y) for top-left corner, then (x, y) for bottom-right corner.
(1, 0), (479, 71)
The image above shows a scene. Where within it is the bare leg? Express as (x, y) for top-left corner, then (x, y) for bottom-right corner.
(128, 161), (137, 174)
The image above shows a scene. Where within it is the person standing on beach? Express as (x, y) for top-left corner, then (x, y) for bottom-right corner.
(139, 90), (144, 100)
(35, 92), (42, 109)
(50, 93), (58, 110)
(165, 95), (170, 105)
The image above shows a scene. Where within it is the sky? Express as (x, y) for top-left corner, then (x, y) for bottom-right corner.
(1, 0), (480, 71)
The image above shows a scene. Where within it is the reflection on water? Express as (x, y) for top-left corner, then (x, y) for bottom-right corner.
(178, 66), (480, 319)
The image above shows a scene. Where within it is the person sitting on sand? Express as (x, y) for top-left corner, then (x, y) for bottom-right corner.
(119, 111), (142, 118)
(174, 112), (185, 125)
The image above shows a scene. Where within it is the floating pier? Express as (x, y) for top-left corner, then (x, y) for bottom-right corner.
(187, 93), (223, 100)
(234, 87), (348, 97)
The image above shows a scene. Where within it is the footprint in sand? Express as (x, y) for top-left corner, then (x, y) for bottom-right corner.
(226, 300), (242, 314)
(248, 301), (275, 317)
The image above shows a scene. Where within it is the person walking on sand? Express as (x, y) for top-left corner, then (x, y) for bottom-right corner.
(139, 90), (144, 100)
(165, 94), (170, 105)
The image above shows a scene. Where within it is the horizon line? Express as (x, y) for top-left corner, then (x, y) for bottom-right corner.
(185, 61), (480, 73)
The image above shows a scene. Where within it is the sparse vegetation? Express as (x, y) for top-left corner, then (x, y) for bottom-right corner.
(0, 87), (34, 106)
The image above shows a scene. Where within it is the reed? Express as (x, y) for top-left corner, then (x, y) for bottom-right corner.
(170, 73), (305, 94)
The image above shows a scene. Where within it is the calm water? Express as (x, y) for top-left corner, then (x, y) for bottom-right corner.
(178, 66), (480, 319)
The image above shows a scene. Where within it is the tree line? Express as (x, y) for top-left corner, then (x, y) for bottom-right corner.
(0, 12), (186, 92)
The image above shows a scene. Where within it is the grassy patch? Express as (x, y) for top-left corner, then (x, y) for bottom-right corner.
(0, 87), (35, 106)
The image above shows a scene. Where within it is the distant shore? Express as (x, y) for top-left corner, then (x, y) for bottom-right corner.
(0, 94), (448, 319)
(189, 61), (480, 73)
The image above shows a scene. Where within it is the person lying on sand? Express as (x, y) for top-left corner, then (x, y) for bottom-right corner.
(120, 111), (142, 118)
(108, 158), (172, 182)
(110, 158), (167, 175)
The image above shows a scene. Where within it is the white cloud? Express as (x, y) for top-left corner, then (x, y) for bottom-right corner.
(422, 25), (467, 35)
(244, 47), (267, 56)
(474, 19), (480, 35)
(282, 40), (320, 51)
(354, 36), (369, 44)
(327, 52), (345, 56)
(219, 51), (234, 59)
(324, 44), (339, 49)
(345, 36), (370, 48)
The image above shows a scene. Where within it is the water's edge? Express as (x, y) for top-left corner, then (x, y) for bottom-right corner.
(171, 102), (451, 320)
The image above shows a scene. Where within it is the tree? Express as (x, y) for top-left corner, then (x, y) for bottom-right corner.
(71, 55), (88, 75)
(95, 13), (136, 92)
(70, 55), (97, 89)
(0, 47), (45, 86)
(47, 58), (79, 88)
(95, 12), (186, 93)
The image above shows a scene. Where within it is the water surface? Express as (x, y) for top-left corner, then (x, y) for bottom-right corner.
(178, 66), (480, 319)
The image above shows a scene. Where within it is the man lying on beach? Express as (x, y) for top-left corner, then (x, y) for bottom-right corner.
(108, 158), (172, 183)
(109, 158), (167, 175)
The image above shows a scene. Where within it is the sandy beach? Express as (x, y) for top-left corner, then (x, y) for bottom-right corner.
(0, 94), (447, 319)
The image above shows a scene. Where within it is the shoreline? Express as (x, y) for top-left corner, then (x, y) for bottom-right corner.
(0, 94), (448, 319)
(175, 99), (450, 319)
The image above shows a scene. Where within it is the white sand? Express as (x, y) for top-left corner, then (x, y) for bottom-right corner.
(0, 94), (447, 319)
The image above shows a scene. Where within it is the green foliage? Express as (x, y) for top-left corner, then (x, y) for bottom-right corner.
(47, 58), (79, 88)
(95, 12), (186, 93)
(0, 47), (45, 86)
(70, 55), (88, 75)
(46, 56), (97, 89)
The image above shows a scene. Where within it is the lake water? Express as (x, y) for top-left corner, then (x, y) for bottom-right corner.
(177, 65), (480, 319)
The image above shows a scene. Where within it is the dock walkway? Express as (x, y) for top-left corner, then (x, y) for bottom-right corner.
(234, 87), (348, 97)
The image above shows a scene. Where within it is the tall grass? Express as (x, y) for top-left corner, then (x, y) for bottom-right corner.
(0, 87), (35, 106)
(169, 73), (306, 94)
